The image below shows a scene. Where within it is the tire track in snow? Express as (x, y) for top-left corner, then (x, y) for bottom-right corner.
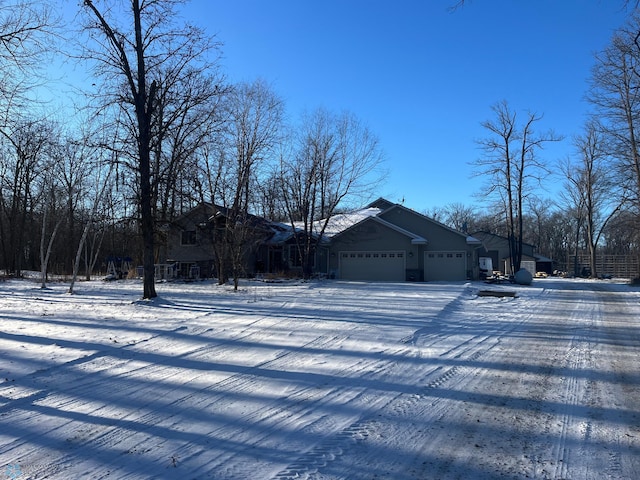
(107, 340), (345, 459)
(269, 339), (500, 479)
(543, 286), (603, 480)
(21, 309), (404, 480)
(192, 344), (413, 480)
(502, 282), (639, 480)
(0, 294), (312, 476)
(356, 286), (556, 479)
(269, 286), (535, 480)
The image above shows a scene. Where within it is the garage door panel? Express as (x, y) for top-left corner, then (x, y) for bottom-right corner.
(340, 251), (405, 281)
(424, 251), (466, 281)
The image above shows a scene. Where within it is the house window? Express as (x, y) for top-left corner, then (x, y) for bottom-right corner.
(181, 230), (197, 246)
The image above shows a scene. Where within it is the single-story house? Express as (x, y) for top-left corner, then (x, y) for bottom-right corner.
(162, 198), (484, 282)
(322, 198), (482, 282)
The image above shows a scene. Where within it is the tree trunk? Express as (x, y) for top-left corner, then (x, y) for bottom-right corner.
(40, 207), (63, 289)
(133, 0), (157, 299)
(140, 153), (157, 299)
(68, 222), (91, 294)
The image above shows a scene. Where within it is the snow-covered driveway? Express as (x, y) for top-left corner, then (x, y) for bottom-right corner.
(0, 278), (638, 479)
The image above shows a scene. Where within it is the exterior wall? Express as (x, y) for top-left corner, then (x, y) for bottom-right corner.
(475, 234), (511, 274)
(165, 203), (269, 279)
(474, 232), (537, 275)
(329, 208), (481, 281)
(164, 200), (483, 282)
(377, 207), (470, 251)
(165, 205), (216, 265)
(166, 228), (215, 263)
(327, 219), (416, 278)
(377, 206), (477, 280)
(165, 214), (217, 278)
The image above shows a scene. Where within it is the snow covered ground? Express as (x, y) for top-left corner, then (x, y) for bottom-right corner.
(0, 277), (639, 479)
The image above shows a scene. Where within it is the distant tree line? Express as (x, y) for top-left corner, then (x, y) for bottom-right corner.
(1, 0), (640, 295)
(430, 13), (640, 278)
(437, 2), (640, 280)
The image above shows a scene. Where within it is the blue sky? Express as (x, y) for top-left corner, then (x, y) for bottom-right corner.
(50, 1), (631, 213)
(182, 0), (631, 212)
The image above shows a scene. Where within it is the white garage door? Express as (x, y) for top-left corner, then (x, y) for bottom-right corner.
(340, 251), (405, 281)
(424, 251), (467, 281)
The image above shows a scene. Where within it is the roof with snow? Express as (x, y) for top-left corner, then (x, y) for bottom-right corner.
(314, 207), (382, 238)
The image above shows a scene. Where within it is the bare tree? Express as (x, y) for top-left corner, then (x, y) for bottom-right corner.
(587, 18), (640, 278)
(151, 54), (226, 222)
(38, 137), (67, 288)
(590, 19), (640, 213)
(0, 118), (52, 275)
(280, 108), (384, 278)
(474, 100), (561, 274)
(68, 157), (113, 294)
(81, 0), (219, 298)
(560, 121), (623, 277)
(441, 202), (478, 232)
(0, 0), (54, 105)
(205, 80), (283, 288)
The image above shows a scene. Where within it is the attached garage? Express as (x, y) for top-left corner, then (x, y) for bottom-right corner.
(424, 251), (467, 281)
(340, 251), (406, 281)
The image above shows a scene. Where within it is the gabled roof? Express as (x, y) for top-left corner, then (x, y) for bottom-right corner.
(266, 222), (321, 245)
(169, 202), (216, 228)
(366, 197), (396, 211)
(310, 198), (479, 244)
(472, 231), (536, 249)
(315, 207), (381, 237)
(466, 235), (482, 245)
(371, 216), (428, 244)
(208, 204), (280, 233)
(377, 202), (475, 242)
(171, 202), (291, 243)
(534, 253), (553, 262)
(329, 214), (428, 244)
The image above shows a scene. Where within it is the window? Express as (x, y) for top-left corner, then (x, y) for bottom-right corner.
(181, 230), (196, 246)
